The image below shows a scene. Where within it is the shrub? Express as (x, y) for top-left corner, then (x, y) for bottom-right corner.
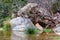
(44, 29), (51, 33)
(3, 20), (11, 31)
(51, 0), (60, 13)
(25, 26), (40, 35)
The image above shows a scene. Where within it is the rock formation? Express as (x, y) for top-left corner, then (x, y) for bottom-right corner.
(10, 16), (43, 40)
(17, 3), (60, 29)
(17, 3), (51, 28)
(27, 0), (56, 10)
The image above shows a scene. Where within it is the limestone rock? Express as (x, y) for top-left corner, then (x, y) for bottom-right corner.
(10, 17), (36, 40)
(10, 16), (43, 38)
(17, 3), (51, 26)
(18, 3), (38, 16)
(10, 17), (35, 31)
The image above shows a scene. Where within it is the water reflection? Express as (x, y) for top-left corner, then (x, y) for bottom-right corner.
(0, 31), (60, 40)
(0, 31), (11, 40)
(0, 31), (4, 40)
(27, 35), (37, 40)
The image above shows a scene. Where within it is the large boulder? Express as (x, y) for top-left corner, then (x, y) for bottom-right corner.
(18, 3), (51, 25)
(10, 17), (35, 30)
(10, 16), (43, 40)
(10, 17), (35, 40)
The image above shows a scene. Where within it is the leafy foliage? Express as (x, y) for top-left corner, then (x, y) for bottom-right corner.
(44, 29), (51, 33)
(0, 0), (27, 27)
(3, 21), (11, 31)
(25, 26), (40, 35)
(0, 0), (12, 27)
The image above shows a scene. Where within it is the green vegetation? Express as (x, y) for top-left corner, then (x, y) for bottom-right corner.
(0, 0), (27, 28)
(25, 26), (40, 35)
(51, 0), (60, 13)
(3, 21), (11, 31)
(44, 29), (51, 33)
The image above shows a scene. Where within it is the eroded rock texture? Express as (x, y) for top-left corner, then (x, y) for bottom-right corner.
(17, 3), (51, 28)
(27, 0), (56, 10)
(17, 3), (60, 28)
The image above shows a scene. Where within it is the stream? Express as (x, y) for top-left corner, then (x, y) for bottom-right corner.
(0, 30), (60, 40)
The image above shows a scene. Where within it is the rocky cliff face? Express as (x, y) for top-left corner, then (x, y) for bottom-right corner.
(17, 3), (60, 28)
(17, 3), (51, 28)
(27, 0), (56, 10)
